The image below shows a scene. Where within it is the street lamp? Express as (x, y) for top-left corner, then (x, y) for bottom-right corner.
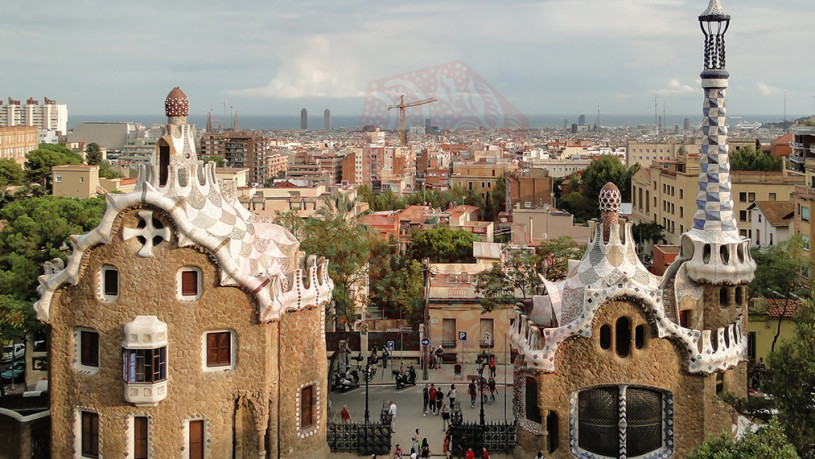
(475, 351), (488, 426)
(364, 361), (373, 424)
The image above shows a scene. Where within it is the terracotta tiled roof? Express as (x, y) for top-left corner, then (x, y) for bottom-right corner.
(766, 298), (799, 318)
(750, 201), (794, 227)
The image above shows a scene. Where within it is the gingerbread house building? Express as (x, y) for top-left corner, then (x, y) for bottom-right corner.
(508, 2), (756, 457)
(34, 88), (333, 458)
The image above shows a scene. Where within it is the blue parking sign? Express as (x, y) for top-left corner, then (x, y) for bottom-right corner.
(387, 341), (395, 351)
(458, 331), (467, 341)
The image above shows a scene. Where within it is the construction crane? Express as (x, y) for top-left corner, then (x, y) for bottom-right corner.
(388, 95), (437, 147)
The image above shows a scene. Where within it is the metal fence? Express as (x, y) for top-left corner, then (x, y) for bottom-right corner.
(367, 331), (420, 351)
(449, 402), (516, 456)
(326, 403), (393, 456)
(326, 331), (361, 352)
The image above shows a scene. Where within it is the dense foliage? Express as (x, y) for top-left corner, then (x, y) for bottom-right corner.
(730, 146), (783, 172)
(559, 155), (638, 221)
(475, 248), (542, 313)
(85, 142), (102, 166)
(24, 144), (83, 189)
(406, 226), (480, 263)
(687, 418), (798, 459)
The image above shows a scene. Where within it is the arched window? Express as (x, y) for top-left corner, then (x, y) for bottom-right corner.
(158, 139), (170, 186)
(615, 317), (630, 358)
(635, 324), (647, 349)
(599, 325), (612, 350)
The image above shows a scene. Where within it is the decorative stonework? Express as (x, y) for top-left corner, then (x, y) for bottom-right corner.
(165, 87), (190, 117)
(122, 210), (172, 257)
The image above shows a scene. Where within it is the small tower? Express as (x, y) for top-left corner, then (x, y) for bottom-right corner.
(677, 0), (754, 363)
(155, 87), (198, 186)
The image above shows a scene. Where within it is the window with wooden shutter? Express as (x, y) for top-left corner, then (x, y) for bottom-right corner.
(189, 420), (204, 459)
(103, 268), (119, 297)
(300, 385), (314, 429)
(134, 417), (148, 459)
(206, 332), (231, 367)
(80, 331), (99, 368)
(81, 411), (99, 458)
(181, 270), (198, 297)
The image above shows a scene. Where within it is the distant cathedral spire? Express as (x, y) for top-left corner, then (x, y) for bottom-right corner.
(232, 111), (239, 133)
(693, 0), (735, 233)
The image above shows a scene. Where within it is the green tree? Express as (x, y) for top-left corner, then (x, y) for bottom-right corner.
(0, 196), (106, 351)
(750, 236), (808, 299)
(0, 159), (25, 188)
(85, 142), (102, 165)
(297, 195), (375, 326)
(475, 248), (542, 312)
(687, 418), (798, 459)
(406, 226), (479, 263)
(24, 144), (82, 189)
(99, 160), (124, 179)
(632, 221), (666, 246)
(730, 146), (783, 172)
(273, 210), (306, 240)
(764, 298), (815, 458)
(538, 236), (585, 282)
(368, 240), (423, 323)
(202, 155), (225, 167)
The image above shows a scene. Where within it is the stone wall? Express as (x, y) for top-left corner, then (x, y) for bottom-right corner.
(515, 300), (742, 459)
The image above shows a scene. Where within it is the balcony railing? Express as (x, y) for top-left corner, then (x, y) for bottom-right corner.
(442, 339), (457, 348)
(479, 339), (495, 348)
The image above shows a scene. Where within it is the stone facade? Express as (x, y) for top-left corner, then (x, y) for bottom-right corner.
(35, 88), (333, 458)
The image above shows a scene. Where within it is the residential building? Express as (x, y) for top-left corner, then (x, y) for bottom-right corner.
(509, 9), (755, 456)
(0, 97), (67, 134)
(52, 165), (99, 198)
(34, 88), (333, 458)
(625, 138), (701, 168)
(426, 244), (508, 363)
(510, 207), (591, 246)
(787, 120), (815, 173)
(748, 200), (794, 248)
(199, 131), (276, 185)
(68, 122), (137, 151)
(527, 157), (591, 178)
(631, 155), (803, 244)
(508, 168), (554, 210)
(451, 159), (517, 199)
(651, 244), (679, 276)
(746, 299), (799, 370)
(0, 125), (38, 166)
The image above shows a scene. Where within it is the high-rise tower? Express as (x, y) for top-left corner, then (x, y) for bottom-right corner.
(324, 109), (331, 130)
(301, 108), (308, 130)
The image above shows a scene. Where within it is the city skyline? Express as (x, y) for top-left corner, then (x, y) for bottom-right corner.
(4, 0), (814, 118)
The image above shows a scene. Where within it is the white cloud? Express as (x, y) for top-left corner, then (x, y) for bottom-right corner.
(651, 79), (695, 96)
(229, 35), (366, 100)
(755, 81), (783, 97)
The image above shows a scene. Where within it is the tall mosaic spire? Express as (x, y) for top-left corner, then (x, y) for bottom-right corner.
(693, 0), (735, 232)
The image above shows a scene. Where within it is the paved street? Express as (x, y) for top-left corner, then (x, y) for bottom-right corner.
(329, 359), (515, 458)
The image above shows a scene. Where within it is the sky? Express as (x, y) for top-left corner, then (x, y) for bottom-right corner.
(2, 0), (813, 119)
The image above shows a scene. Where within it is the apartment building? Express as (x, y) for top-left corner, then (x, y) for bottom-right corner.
(527, 157), (591, 178)
(52, 165), (99, 198)
(0, 97), (67, 134)
(631, 155), (804, 244)
(451, 158), (517, 198)
(508, 168), (553, 210)
(199, 131), (276, 185)
(787, 121), (815, 173)
(625, 138), (701, 168)
(0, 125), (38, 166)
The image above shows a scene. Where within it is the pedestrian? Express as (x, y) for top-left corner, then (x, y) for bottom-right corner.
(422, 384), (429, 416)
(435, 388), (443, 414)
(488, 376), (496, 401)
(441, 402), (450, 430)
(389, 401), (397, 432)
(447, 384), (457, 408)
(392, 443), (403, 458)
(340, 405), (351, 423)
(535, 452), (543, 459)
(383, 345), (390, 369)
(429, 384), (437, 414)
(481, 446), (490, 459)
(488, 354), (496, 378)
(435, 345), (444, 368)
(420, 438), (430, 458)
(468, 379), (477, 408)
(411, 434), (420, 457)
(464, 447), (475, 459)
(442, 435), (451, 458)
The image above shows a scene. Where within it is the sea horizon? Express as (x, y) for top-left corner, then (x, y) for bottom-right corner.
(67, 113), (803, 132)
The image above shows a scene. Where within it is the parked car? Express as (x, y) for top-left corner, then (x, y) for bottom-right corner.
(1, 343), (25, 363)
(1, 361), (25, 383)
